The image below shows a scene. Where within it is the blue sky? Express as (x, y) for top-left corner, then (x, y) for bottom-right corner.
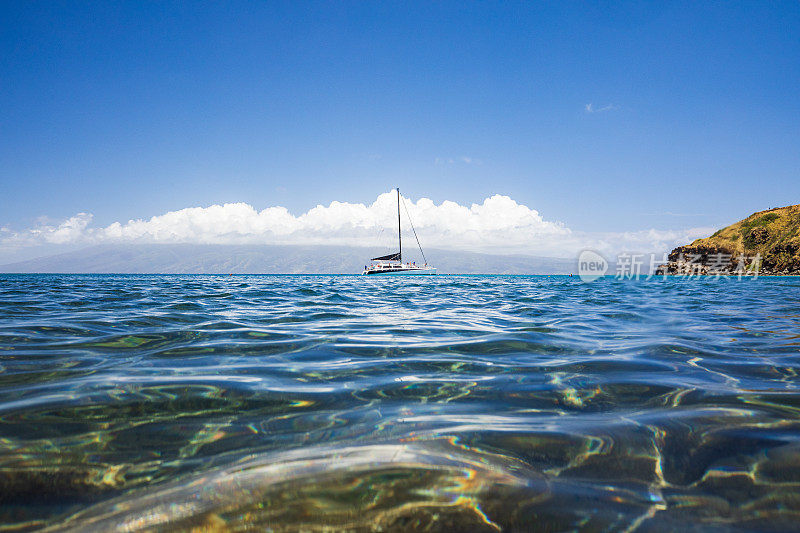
(1, 1), (798, 254)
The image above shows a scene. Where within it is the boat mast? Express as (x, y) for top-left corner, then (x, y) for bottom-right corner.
(397, 187), (402, 263)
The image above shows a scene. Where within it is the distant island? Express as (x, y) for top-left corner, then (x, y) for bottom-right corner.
(0, 244), (575, 275)
(657, 204), (800, 275)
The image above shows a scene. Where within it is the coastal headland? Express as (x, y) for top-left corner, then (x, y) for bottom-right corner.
(657, 204), (800, 276)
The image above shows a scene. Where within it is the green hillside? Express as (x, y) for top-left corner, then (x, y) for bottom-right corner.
(671, 204), (800, 273)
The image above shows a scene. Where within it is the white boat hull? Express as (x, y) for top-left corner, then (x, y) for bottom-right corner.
(362, 267), (437, 276)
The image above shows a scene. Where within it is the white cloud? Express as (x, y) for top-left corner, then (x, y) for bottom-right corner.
(584, 103), (618, 114)
(0, 191), (710, 259)
(435, 156), (480, 165)
(577, 227), (714, 258)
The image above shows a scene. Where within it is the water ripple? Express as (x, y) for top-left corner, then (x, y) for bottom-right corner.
(1, 274), (800, 530)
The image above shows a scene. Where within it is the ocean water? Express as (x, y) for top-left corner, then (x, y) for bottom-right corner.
(2, 274), (800, 532)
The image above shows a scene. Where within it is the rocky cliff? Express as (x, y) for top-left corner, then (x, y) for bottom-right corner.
(656, 204), (800, 275)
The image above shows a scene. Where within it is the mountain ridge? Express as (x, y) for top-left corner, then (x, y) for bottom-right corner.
(0, 244), (576, 275)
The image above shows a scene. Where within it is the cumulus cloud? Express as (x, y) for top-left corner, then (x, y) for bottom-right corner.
(0, 191), (710, 259)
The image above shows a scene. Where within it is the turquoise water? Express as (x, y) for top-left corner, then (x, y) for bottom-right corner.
(2, 274), (800, 531)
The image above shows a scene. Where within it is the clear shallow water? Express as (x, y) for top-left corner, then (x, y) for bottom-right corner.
(1, 274), (800, 531)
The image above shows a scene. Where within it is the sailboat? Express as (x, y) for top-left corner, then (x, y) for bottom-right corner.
(362, 188), (437, 275)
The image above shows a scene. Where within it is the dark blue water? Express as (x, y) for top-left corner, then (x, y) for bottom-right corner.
(2, 274), (800, 531)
